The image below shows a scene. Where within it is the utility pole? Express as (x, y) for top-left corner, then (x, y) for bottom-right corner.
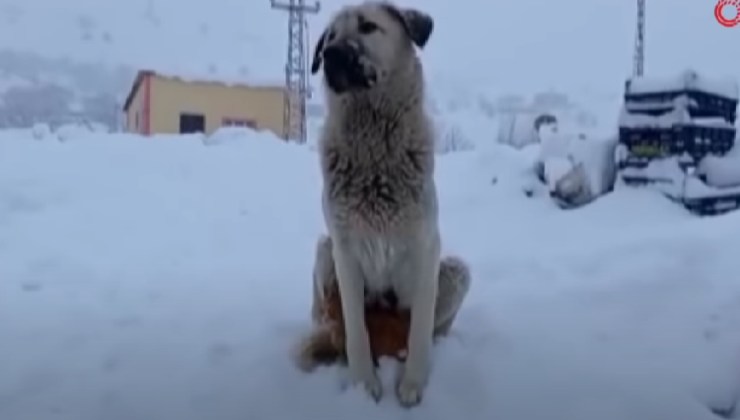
(270, 0), (320, 144)
(633, 0), (645, 77)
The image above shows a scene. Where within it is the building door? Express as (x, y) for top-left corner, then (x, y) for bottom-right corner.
(179, 113), (205, 134)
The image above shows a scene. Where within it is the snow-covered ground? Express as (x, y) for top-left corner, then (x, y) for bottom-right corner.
(2, 128), (740, 420)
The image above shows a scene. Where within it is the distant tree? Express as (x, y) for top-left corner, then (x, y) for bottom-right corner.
(0, 50), (135, 129)
(81, 92), (120, 129)
(1, 84), (74, 127)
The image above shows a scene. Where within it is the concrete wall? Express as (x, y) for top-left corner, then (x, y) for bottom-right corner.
(125, 75), (148, 135)
(148, 75), (292, 139)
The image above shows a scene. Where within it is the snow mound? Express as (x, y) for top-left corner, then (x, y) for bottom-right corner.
(31, 122), (51, 140)
(699, 146), (740, 188)
(619, 106), (736, 130)
(1, 129), (739, 420)
(54, 122), (108, 142)
(202, 126), (270, 146)
(627, 69), (739, 100)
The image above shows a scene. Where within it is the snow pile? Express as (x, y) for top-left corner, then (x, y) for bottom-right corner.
(1, 129), (740, 420)
(623, 94), (697, 113)
(30, 122), (51, 140)
(202, 126), (268, 146)
(11, 121), (109, 142)
(619, 154), (740, 203)
(627, 69), (739, 100)
(619, 106), (735, 130)
(54, 122), (109, 142)
(532, 126), (617, 208)
(699, 146), (740, 188)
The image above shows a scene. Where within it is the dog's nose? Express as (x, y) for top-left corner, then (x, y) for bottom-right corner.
(322, 42), (357, 69)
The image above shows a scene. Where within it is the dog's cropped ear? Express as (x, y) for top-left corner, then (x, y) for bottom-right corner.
(381, 4), (433, 48)
(311, 29), (328, 74)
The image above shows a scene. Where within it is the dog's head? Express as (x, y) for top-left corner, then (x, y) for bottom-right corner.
(310, 1), (433, 95)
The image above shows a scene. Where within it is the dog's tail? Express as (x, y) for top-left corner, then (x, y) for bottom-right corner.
(292, 325), (343, 372)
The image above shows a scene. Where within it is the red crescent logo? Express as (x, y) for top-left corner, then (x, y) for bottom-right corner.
(715, 0), (740, 27)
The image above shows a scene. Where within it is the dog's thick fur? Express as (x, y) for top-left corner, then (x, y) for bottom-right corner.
(296, 1), (471, 407)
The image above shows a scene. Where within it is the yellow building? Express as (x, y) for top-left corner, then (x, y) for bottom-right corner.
(122, 70), (297, 139)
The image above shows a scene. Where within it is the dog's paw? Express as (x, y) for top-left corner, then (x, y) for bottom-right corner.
(396, 375), (425, 407)
(362, 374), (384, 402)
(347, 371), (383, 402)
(395, 354), (430, 407)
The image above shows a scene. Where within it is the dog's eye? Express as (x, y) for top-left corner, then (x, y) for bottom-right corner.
(359, 21), (379, 34)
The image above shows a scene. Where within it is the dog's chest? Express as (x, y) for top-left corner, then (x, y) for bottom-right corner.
(322, 145), (427, 232)
(352, 235), (405, 296)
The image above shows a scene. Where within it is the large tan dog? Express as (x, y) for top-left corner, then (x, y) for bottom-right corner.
(299, 1), (471, 407)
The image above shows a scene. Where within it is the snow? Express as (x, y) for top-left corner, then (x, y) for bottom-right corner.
(144, 69), (285, 91)
(2, 0), (740, 416)
(700, 147), (740, 188)
(537, 126), (617, 205)
(619, 154), (740, 201)
(497, 113), (540, 149)
(619, 105), (736, 129)
(627, 70), (740, 100)
(2, 128), (740, 420)
(623, 94), (699, 112)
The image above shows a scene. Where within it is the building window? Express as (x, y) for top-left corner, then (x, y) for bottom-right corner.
(222, 117), (257, 129)
(180, 113), (206, 134)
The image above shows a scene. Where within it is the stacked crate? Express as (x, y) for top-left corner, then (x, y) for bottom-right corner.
(618, 70), (737, 171)
(617, 70), (740, 215)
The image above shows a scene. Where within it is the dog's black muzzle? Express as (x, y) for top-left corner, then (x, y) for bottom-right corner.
(322, 41), (375, 94)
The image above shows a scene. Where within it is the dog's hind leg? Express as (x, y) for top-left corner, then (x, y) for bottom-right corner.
(433, 256), (471, 337)
(292, 235), (341, 373)
(311, 234), (336, 323)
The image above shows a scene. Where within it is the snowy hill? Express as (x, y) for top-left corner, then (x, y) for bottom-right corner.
(1, 128), (740, 419)
(1, 0), (739, 130)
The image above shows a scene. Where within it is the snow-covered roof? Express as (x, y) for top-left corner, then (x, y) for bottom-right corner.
(626, 70), (739, 100)
(123, 68), (286, 111)
(148, 68), (284, 89)
(618, 106), (735, 129)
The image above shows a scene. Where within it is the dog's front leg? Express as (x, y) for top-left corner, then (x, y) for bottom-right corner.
(396, 246), (440, 407)
(333, 242), (383, 401)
